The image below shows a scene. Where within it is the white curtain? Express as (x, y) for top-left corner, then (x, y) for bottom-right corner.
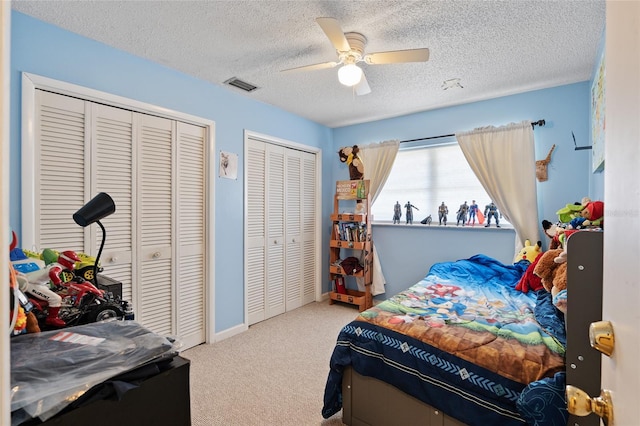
(355, 140), (400, 295)
(455, 121), (539, 253)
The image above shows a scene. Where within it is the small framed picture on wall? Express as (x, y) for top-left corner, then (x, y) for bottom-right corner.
(219, 151), (238, 179)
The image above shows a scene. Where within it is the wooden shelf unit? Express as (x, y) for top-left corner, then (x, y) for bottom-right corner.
(329, 180), (373, 312)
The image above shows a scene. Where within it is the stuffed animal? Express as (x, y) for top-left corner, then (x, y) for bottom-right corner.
(513, 239), (542, 263)
(555, 202), (585, 223)
(338, 145), (364, 180)
(533, 248), (568, 314)
(25, 311), (41, 333)
(514, 240), (544, 293)
(542, 220), (563, 250)
(579, 200), (604, 227)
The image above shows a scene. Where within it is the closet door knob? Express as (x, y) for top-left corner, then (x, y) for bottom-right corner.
(152, 252), (161, 259)
(110, 256), (118, 263)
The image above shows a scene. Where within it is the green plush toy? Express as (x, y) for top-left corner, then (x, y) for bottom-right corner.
(555, 200), (587, 223)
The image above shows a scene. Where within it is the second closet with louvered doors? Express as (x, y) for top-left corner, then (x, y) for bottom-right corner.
(245, 134), (319, 326)
(28, 89), (207, 349)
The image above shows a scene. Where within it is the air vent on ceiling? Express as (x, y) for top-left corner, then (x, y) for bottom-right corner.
(224, 77), (259, 93)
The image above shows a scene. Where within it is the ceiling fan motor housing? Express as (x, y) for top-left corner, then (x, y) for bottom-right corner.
(342, 32), (367, 60)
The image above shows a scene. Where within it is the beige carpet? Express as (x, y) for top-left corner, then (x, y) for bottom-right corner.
(182, 300), (360, 425)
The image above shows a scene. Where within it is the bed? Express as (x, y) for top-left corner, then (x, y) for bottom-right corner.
(322, 231), (603, 426)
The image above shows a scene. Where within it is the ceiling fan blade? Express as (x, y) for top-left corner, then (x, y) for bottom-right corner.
(355, 73), (371, 96)
(364, 48), (430, 65)
(316, 17), (351, 52)
(281, 61), (338, 73)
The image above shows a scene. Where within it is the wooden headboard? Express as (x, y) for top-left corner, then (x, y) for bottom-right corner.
(565, 231), (603, 426)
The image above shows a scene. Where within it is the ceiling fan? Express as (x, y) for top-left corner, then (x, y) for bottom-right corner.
(282, 17), (430, 95)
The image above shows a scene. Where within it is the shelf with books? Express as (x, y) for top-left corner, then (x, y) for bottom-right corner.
(329, 179), (373, 312)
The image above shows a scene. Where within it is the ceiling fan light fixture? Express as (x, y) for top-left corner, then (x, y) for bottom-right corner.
(338, 64), (363, 87)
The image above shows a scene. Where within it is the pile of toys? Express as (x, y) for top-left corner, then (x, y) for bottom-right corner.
(8, 231), (133, 336)
(543, 197), (604, 250)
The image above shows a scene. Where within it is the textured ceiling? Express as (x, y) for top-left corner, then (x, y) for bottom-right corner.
(12, 0), (605, 128)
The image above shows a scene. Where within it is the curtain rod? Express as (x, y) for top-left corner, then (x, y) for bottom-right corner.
(399, 119), (546, 144)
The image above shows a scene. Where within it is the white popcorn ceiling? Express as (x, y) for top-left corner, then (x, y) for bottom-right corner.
(12, 0), (605, 128)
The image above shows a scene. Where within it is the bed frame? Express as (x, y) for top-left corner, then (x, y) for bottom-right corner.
(342, 366), (466, 426)
(339, 231), (604, 426)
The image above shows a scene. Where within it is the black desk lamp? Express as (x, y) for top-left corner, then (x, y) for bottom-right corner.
(73, 192), (116, 284)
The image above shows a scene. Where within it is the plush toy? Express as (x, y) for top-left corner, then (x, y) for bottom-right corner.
(542, 219), (582, 250)
(25, 311), (41, 333)
(338, 145), (364, 180)
(514, 240), (544, 293)
(555, 201), (585, 223)
(533, 248), (568, 314)
(566, 200), (604, 230)
(542, 220), (563, 250)
(513, 239), (542, 263)
(579, 200), (604, 227)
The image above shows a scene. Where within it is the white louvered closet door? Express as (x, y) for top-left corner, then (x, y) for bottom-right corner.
(29, 90), (208, 350)
(284, 149), (317, 309)
(92, 104), (134, 303)
(246, 139), (267, 324)
(136, 114), (174, 336)
(301, 150), (317, 304)
(265, 143), (286, 319)
(246, 137), (317, 326)
(33, 90), (86, 251)
(175, 122), (206, 348)
(285, 150), (303, 311)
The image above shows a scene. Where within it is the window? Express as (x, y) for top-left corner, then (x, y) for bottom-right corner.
(372, 140), (509, 226)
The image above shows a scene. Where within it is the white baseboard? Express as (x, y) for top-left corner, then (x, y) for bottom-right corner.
(213, 323), (248, 343)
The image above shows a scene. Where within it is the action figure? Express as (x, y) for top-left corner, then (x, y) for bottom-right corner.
(456, 201), (469, 226)
(438, 202), (449, 225)
(467, 200), (479, 225)
(393, 201), (402, 224)
(404, 201), (419, 224)
(484, 201), (501, 228)
(12, 249), (80, 327)
(420, 215), (432, 225)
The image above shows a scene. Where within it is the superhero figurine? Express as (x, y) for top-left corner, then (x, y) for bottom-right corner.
(484, 202), (501, 228)
(456, 201), (469, 226)
(467, 200), (479, 225)
(404, 201), (419, 224)
(393, 201), (402, 224)
(438, 202), (449, 225)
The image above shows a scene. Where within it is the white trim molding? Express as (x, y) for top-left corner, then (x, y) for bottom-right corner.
(243, 130), (323, 329)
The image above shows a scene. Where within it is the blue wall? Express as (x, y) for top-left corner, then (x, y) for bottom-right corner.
(10, 12), (332, 333)
(333, 83), (593, 295)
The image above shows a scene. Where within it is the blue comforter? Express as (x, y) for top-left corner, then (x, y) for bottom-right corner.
(322, 254), (567, 425)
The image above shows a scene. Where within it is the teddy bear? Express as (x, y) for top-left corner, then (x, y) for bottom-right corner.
(533, 248), (568, 314)
(338, 145), (364, 180)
